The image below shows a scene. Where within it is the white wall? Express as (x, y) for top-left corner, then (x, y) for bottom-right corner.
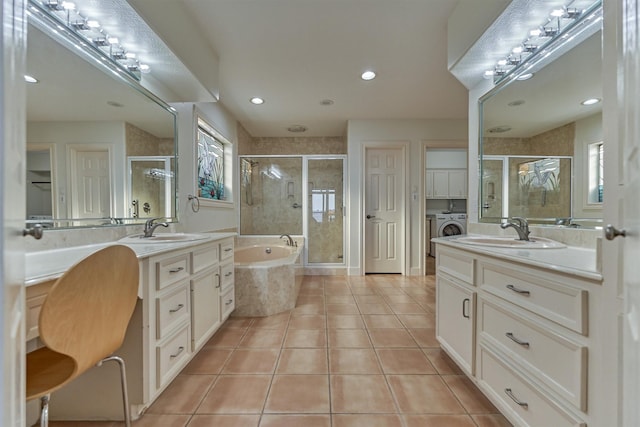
(347, 119), (468, 276)
(27, 121), (127, 219)
(425, 148), (468, 169)
(173, 101), (239, 233)
(573, 113), (603, 219)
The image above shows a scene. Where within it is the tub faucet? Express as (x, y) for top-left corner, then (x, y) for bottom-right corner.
(500, 217), (530, 241)
(144, 217), (169, 237)
(280, 234), (294, 246)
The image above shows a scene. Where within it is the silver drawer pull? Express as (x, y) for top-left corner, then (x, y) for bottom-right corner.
(169, 267), (184, 273)
(504, 388), (528, 408)
(506, 284), (530, 296)
(506, 332), (530, 348)
(225, 299), (233, 305)
(169, 304), (184, 313)
(170, 346), (185, 359)
(216, 273), (221, 288)
(224, 248), (233, 252)
(225, 271), (233, 277)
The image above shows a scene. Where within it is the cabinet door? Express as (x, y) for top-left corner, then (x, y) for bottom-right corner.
(448, 170), (467, 198)
(436, 275), (475, 375)
(432, 171), (449, 198)
(190, 267), (221, 351)
(425, 170), (434, 198)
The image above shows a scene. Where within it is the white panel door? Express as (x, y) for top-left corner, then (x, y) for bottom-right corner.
(365, 148), (404, 274)
(70, 149), (111, 219)
(1, 0), (27, 425)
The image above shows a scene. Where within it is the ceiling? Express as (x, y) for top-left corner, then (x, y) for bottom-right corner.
(159, 0), (470, 137)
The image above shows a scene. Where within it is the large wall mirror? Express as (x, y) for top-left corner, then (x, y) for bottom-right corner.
(25, 5), (177, 229)
(479, 6), (603, 228)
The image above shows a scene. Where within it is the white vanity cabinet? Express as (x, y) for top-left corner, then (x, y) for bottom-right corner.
(435, 242), (602, 427)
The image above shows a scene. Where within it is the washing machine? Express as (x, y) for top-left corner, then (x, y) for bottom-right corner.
(431, 213), (467, 256)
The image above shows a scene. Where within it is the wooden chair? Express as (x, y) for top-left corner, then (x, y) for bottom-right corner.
(26, 245), (139, 427)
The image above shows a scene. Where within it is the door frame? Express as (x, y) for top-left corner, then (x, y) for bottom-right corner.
(361, 141), (410, 275)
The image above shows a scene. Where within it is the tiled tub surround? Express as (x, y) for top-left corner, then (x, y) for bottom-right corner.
(234, 238), (304, 317)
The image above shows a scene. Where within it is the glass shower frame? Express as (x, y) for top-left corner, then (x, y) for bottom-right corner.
(239, 154), (347, 267)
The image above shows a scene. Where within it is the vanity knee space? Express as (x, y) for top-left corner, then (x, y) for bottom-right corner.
(435, 243), (601, 427)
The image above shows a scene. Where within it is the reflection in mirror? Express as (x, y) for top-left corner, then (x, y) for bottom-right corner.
(479, 18), (603, 228)
(25, 15), (177, 229)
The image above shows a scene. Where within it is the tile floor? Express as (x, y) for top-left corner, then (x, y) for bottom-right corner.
(50, 274), (511, 427)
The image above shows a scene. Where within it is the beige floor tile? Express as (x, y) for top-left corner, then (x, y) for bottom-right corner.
(357, 303), (392, 314)
(324, 286), (353, 296)
(471, 414), (514, 427)
(397, 314), (434, 329)
(297, 296), (326, 305)
(327, 314), (365, 329)
(388, 303), (426, 314)
(298, 287), (325, 296)
(362, 314), (403, 329)
(264, 375), (330, 413)
(383, 295), (416, 303)
(222, 349), (279, 374)
(224, 317), (254, 329)
(350, 287), (379, 296)
(260, 414), (331, 427)
(408, 328), (439, 347)
(292, 303), (326, 316)
(443, 375), (499, 413)
(369, 329), (417, 348)
(205, 328), (246, 348)
(284, 329), (327, 348)
(49, 423), (119, 427)
(147, 374), (215, 414)
(326, 303), (360, 314)
(377, 287), (408, 295)
(327, 329), (372, 348)
(196, 375), (271, 414)
(329, 348), (382, 374)
(277, 348), (328, 374)
(423, 348), (465, 375)
(251, 312), (290, 329)
(355, 295), (386, 305)
(387, 375), (465, 414)
(183, 348), (232, 375)
(187, 415), (260, 427)
(326, 295), (356, 304)
(130, 414), (190, 427)
(403, 414), (477, 427)
(238, 329), (285, 348)
(376, 349), (437, 374)
(288, 314), (327, 329)
(332, 414), (403, 427)
(330, 375), (397, 413)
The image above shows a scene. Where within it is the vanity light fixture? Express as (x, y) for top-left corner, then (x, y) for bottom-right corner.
(24, 75), (39, 83)
(361, 70), (376, 81)
(516, 73), (534, 80)
(35, 0), (151, 80)
(484, 1), (601, 84)
(287, 125), (308, 133)
(581, 97), (601, 105)
(250, 97), (265, 105)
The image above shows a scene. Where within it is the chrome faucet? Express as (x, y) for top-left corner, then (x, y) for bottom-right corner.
(280, 234), (294, 246)
(143, 217), (169, 237)
(500, 217), (530, 241)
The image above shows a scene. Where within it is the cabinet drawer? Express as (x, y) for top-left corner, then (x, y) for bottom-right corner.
(156, 254), (190, 290)
(478, 261), (587, 334)
(156, 283), (190, 340)
(437, 246), (475, 285)
(478, 346), (586, 427)
(479, 298), (587, 410)
(192, 244), (218, 274)
(220, 239), (234, 261)
(220, 261), (234, 290)
(221, 286), (235, 320)
(157, 325), (190, 389)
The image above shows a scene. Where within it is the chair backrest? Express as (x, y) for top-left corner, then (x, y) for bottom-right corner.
(38, 245), (139, 375)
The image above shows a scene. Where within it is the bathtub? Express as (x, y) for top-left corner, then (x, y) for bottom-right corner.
(233, 242), (304, 317)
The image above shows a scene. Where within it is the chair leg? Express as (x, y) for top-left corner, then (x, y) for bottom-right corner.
(98, 356), (131, 427)
(39, 395), (49, 427)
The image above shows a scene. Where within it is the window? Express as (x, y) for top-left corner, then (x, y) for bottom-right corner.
(587, 141), (604, 204)
(196, 118), (230, 201)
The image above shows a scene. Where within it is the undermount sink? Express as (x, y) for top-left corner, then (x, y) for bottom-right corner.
(119, 233), (210, 243)
(456, 235), (566, 249)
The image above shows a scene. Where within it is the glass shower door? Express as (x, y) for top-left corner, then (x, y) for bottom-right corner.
(128, 156), (175, 219)
(307, 158), (345, 264)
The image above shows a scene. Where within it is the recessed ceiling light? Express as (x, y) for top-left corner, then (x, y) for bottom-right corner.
(320, 99), (334, 106)
(250, 97), (265, 105)
(107, 100), (124, 108)
(24, 75), (38, 83)
(581, 98), (601, 106)
(508, 100), (525, 107)
(487, 125), (512, 134)
(287, 125), (308, 133)
(517, 73), (534, 80)
(361, 70), (376, 81)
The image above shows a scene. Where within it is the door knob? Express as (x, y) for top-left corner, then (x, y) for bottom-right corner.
(23, 224), (44, 240)
(366, 215), (375, 219)
(605, 224), (626, 241)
